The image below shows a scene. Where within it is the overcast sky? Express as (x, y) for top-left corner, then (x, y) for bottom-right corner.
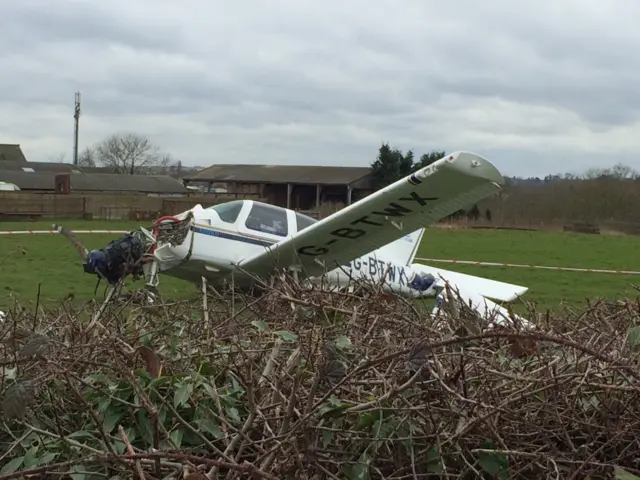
(2, 0), (639, 177)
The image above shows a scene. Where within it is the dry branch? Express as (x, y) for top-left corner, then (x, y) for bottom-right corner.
(1, 278), (640, 479)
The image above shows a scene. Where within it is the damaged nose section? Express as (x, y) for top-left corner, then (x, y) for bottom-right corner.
(142, 212), (196, 287)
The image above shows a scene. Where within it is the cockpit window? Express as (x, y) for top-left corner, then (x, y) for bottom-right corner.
(295, 212), (317, 232)
(208, 200), (244, 224)
(245, 203), (288, 237)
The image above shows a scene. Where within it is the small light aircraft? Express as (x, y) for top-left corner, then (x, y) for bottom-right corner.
(58, 152), (531, 327)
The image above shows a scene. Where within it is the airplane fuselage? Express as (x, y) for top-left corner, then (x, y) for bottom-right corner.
(148, 200), (436, 297)
(70, 151), (532, 328)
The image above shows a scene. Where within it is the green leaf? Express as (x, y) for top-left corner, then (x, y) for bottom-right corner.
(102, 408), (124, 433)
(135, 409), (155, 446)
(322, 429), (333, 448)
(627, 326), (640, 348)
(226, 406), (241, 424)
(174, 381), (193, 408)
(426, 446), (443, 473)
(251, 320), (268, 332)
(97, 397), (111, 413)
(2, 380), (38, 419)
(202, 417), (224, 439)
(356, 411), (379, 430)
(274, 330), (298, 342)
(478, 443), (509, 480)
(69, 464), (87, 480)
(0, 456), (24, 474)
(170, 429), (184, 448)
(37, 452), (58, 465)
(123, 426), (137, 444)
(67, 430), (96, 439)
(344, 453), (372, 480)
(335, 335), (352, 349)
(22, 446), (40, 468)
(84, 374), (109, 384)
(615, 467), (640, 480)
(113, 440), (126, 455)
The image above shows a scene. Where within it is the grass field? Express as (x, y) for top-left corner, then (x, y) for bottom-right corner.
(1, 219), (639, 310)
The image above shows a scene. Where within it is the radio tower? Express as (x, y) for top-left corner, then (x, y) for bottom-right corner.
(72, 91), (81, 165)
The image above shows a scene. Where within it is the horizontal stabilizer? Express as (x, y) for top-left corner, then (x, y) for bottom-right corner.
(411, 263), (528, 302)
(432, 285), (533, 329)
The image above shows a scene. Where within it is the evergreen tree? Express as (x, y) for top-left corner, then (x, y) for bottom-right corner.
(370, 143), (415, 188)
(415, 150), (446, 170)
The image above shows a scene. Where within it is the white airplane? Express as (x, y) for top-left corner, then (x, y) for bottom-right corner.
(60, 152), (531, 327)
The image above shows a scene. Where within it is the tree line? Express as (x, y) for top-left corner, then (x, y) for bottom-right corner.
(367, 143), (640, 227)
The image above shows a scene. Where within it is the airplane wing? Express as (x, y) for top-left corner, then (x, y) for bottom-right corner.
(237, 151), (505, 280)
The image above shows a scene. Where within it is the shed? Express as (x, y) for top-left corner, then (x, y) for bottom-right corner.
(184, 164), (376, 209)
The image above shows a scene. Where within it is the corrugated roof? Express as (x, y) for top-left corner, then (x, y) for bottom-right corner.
(0, 161), (81, 173)
(187, 164), (373, 186)
(0, 144), (28, 163)
(71, 173), (186, 193)
(79, 166), (118, 174)
(0, 170), (53, 190)
(0, 170), (187, 193)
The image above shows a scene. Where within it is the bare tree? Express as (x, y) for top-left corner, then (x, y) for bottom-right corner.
(78, 147), (97, 168)
(94, 132), (166, 174)
(583, 163), (638, 180)
(48, 152), (66, 163)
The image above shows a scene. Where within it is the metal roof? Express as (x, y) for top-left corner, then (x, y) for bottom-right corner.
(0, 170), (187, 193)
(80, 166), (120, 174)
(187, 164), (374, 186)
(0, 170), (53, 190)
(71, 173), (186, 193)
(0, 144), (28, 163)
(0, 161), (82, 173)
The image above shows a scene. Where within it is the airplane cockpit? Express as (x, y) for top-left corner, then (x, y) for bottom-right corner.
(204, 200), (318, 238)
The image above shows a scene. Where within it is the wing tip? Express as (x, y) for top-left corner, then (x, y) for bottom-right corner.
(446, 151), (505, 186)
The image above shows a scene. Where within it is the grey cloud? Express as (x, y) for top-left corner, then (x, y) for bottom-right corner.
(400, 0), (640, 126)
(2, 0), (640, 177)
(0, 1), (186, 55)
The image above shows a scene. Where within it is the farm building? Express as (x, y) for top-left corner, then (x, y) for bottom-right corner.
(0, 144), (29, 164)
(0, 160), (82, 173)
(0, 170), (187, 195)
(183, 164), (376, 209)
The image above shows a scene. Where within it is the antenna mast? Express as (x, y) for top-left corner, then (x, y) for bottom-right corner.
(73, 91), (81, 165)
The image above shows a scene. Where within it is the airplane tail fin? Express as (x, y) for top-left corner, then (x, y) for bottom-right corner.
(376, 228), (425, 266)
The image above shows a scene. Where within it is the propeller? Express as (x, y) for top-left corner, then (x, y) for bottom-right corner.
(52, 224), (89, 260)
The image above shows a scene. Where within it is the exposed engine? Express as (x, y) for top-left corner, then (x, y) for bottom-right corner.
(83, 231), (151, 286)
(409, 272), (436, 292)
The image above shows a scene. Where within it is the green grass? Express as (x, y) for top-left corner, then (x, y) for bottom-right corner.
(415, 228), (640, 307)
(1, 220), (639, 310)
(0, 220), (193, 309)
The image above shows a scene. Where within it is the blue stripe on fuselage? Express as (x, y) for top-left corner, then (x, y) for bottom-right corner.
(190, 225), (274, 247)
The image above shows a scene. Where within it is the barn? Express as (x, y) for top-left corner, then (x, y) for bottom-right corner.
(183, 164), (376, 210)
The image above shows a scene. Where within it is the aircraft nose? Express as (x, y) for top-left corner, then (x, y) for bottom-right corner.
(444, 151), (505, 186)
